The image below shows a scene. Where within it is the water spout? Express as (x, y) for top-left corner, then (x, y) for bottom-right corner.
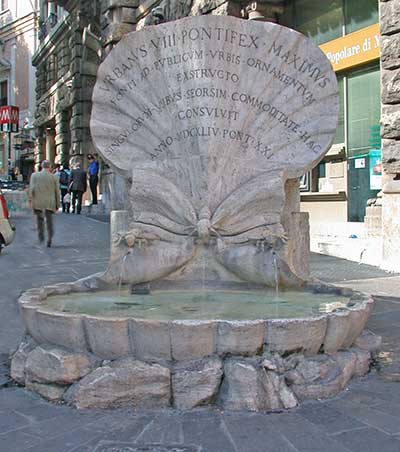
(118, 252), (129, 295)
(272, 250), (279, 299)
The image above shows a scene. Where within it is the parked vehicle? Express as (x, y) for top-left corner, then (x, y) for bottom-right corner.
(0, 189), (15, 252)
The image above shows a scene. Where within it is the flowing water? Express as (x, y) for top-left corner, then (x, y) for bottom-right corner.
(42, 290), (350, 320)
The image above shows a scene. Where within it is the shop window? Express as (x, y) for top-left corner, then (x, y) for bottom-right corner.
(345, 0), (378, 34)
(0, 80), (7, 106)
(280, 0), (378, 43)
(333, 76), (345, 145)
(347, 67), (380, 157)
(291, 0), (343, 45)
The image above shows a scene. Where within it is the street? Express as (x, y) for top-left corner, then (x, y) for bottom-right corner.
(0, 213), (399, 452)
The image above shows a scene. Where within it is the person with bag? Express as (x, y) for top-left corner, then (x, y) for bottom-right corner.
(57, 164), (71, 213)
(29, 160), (60, 247)
(69, 162), (87, 214)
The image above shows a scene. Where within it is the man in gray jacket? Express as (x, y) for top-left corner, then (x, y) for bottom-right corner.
(29, 160), (60, 247)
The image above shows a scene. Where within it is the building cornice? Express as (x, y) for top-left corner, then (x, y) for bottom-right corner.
(0, 12), (37, 41)
(32, 17), (71, 66)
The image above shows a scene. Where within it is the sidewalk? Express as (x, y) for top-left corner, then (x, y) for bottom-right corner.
(0, 214), (399, 452)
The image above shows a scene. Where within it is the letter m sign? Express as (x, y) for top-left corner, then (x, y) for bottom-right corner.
(0, 106), (19, 132)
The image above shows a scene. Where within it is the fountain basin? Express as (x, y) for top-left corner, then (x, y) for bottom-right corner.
(12, 279), (378, 411)
(18, 282), (374, 361)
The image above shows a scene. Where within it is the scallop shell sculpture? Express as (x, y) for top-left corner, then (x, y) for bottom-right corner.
(91, 15), (339, 287)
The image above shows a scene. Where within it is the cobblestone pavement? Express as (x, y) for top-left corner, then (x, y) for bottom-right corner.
(0, 214), (399, 452)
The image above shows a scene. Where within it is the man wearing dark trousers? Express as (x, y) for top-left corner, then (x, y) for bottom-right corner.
(87, 154), (99, 205)
(29, 160), (60, 247)
(69, 162), (87, 214)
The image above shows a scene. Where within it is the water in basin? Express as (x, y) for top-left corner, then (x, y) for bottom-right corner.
(42, 290), (350, 320)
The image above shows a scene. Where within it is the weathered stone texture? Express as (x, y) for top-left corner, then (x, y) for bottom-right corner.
(25, 346), (99, 385)
(286, 349), (371, 401)
(85, 317), (131, 359)
(381, 105), (400, 139)
(382, 139), (400, 173)
(64, 358), (170, 409)
(170, 321), (216, 361)
(266, 317), (327, 355)
(10, 338), (37, 385)
(354, 330), (382, 355)
(130, 319), (171, 361)
(25, 380), (67, 402)
(381, 0), (400, 35)
(217, 321), (265, 356)
(382, 69), (400, 104)
(172, 357), (223, 409)
(219, 358), (298, 411)
(381, 35), (400, 69)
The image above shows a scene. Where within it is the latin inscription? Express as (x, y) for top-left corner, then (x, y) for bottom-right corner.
(96, 20), (336, 164)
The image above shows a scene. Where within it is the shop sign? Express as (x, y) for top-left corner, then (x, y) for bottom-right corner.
(369, 149), (382, 190)
(355, 158), (366, 169)
(0, 106), (19, 132)
(320, 23), (380, 72)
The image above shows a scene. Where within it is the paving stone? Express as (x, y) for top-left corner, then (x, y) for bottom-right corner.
(0, 410), (32, 434)
(182, 417), (237, 452)
(269, 412), (353, 452)
(22, 426), (104, 452)
(333, 427), (400, 452)
(224, 414), (298, 452)
(296, 401), (366, 435)
(325, 398), (400, 435)
(0, 430), (43, 452)
(135, 416), (182, 444)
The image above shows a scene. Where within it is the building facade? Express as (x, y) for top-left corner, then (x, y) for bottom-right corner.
(32, 1), (101, 170)
(0, 0), (38, 181)
(33, 0), (400, 271)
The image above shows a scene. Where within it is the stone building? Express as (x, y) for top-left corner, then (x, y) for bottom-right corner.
(33, 0), (400, 272)
(32, 1), (101, 169)
(0, 0), (38, 180)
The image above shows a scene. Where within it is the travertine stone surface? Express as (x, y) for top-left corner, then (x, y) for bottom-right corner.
(25, 379), (67, 402)
(381, 0), (400, 35)
(172, 357), (223, 409)
(381, 35), (400, 69)
(64, 358), (171, 409)
(84, 317), (131, 359)
(265, 316), (327, 355)
(35, 310), (87, 352)
(10, 337), (37, 385)
(170, 320), (216, 360)
(91, 15), (339, 288)
(25, 346), (100, 385)
(217, 320), (265, 356)
(323, 310), (351, 353)
(130, 319), (172, 360)
(381, 68), (400, 104)
(219, 357), (297, 411)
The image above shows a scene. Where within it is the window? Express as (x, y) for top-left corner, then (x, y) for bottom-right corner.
(279, 0), (379, 44)
(345, 0), (378, 34)
(347, 67), (380, 157)
(0, 80), (7, 106)
(1, 0), (8, 11)
(333, 76), (345, 145)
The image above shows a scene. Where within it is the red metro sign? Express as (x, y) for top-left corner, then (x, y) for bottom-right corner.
(0, 106), (19, 132)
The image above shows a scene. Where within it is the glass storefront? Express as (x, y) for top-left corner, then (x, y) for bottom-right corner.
(282, 0), (381, 222)
(347, 67), (380, 157)
(281, 0), (379, 44)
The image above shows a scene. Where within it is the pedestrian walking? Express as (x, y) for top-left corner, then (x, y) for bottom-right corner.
(69, 162), (87, 215)
(28, 160), (60, 247)
(56, 164), (71, 213)
(87, 154), (99, 205)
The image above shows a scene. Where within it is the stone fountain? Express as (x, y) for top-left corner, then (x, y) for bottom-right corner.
(11, 16), (379, 411)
